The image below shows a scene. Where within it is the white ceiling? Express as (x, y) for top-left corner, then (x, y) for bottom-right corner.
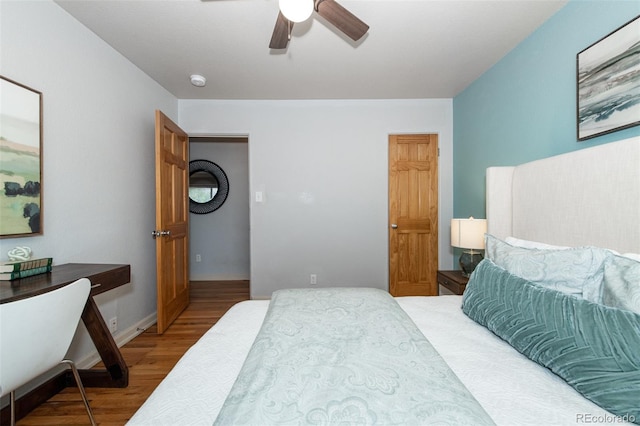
(54, 0), (567, 100)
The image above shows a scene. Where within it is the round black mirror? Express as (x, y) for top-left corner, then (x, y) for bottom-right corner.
(189, 160), (229, 214)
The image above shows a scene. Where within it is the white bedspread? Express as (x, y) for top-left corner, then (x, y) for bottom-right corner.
(128, 296), (625, 426)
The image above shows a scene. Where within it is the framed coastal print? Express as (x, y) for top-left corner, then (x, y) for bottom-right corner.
(577, 15), (640, 141)
(0, 76), (43, 238)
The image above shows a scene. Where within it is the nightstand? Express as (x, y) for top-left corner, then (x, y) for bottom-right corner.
(437, 270), (469, 295)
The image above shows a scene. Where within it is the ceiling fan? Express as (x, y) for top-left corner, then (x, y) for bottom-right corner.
(270, 0), (369, 49)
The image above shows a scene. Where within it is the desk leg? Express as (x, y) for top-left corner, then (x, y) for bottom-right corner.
(77, 296), (129, 387)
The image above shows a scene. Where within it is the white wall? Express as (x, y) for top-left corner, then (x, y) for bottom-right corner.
(189, 142), (250, 280)
(0, 0), (177, 365)
(180, 99), (454, 299)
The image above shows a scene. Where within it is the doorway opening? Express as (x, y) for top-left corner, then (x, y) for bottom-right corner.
(188, 136), (250, 289)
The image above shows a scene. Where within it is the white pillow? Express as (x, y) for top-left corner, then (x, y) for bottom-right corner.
(485, 234), (607, 303)
(504, 236), (570, 250)
(622, 252), (640, 262)
(505, 236), (640, 262)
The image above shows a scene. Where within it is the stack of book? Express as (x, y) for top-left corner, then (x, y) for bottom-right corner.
(0, 257), (53, 281)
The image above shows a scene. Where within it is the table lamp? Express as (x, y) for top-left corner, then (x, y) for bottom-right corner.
(451, 217), (487, 277)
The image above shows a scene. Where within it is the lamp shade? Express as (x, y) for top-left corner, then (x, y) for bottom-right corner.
(451, 217), (487, 250)
(279, 0), (314, 23)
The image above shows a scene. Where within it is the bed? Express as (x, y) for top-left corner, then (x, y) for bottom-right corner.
(129, 136), (640, 425)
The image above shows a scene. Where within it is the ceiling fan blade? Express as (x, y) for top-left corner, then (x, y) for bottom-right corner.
(315, 0), (369, 42)
(269, 12), (292, 49)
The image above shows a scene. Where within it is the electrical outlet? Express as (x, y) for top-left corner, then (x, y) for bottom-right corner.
(195, 254), (202, 262)
(310, 274), (317, 285)
(109, 317), (117, 333)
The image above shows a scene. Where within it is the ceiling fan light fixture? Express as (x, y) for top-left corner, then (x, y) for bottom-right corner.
(279, 0), (313, 23)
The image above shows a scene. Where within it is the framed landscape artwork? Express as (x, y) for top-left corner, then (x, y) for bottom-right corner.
(577, 16), (640, 141)
(0, 76), (43, 238)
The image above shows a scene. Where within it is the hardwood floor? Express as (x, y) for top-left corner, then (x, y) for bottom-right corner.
(17, 280), (250, 426)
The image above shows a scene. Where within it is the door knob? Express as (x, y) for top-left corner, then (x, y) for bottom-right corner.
(151, 230), (171, 238)
(391, 224), (398, 229)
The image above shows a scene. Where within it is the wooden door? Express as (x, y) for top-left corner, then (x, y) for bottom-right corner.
(389, 134), (438, 296)
(154, 110), (189, 334)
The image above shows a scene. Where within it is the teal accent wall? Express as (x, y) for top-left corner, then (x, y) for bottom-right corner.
(453, 1), (640, 219)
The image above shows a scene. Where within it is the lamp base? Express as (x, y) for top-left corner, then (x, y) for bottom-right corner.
(459, 250), (484, 277)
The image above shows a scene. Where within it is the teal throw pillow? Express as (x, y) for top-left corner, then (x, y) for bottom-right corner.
(462, 259), (640, 422)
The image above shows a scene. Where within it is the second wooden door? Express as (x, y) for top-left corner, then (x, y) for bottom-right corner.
(389, 134), (439, 296)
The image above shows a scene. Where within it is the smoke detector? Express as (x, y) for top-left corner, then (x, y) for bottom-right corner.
(190, 74), (206, 87)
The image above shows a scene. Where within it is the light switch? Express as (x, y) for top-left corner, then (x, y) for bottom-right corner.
(255, 191), (263, 203)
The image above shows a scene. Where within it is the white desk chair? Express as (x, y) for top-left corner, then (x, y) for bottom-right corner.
(0, 278), (97, 426)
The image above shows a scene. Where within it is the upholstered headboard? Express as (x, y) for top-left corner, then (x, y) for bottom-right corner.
(486, 136), (640, 254)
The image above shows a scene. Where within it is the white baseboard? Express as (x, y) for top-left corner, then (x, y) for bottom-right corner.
(77, 312), (157, 369)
